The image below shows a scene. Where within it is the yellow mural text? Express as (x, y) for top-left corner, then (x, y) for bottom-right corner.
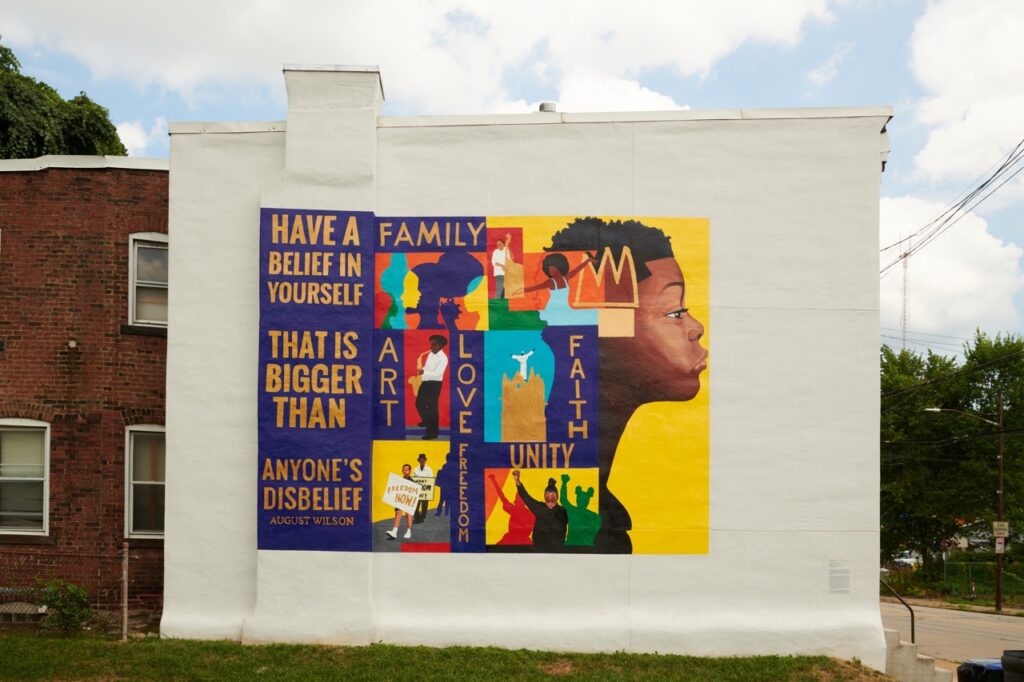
(566, 334), (588, 439)
(377, 219), (485, 249)
(265, 330), (363, 429)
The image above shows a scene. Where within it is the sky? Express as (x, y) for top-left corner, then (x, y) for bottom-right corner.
(2, 0), (1022, 357)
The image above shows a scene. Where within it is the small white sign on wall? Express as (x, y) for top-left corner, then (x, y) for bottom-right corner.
(829, 560), (851, 594)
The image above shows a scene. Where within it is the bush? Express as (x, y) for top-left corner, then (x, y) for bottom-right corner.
(38, 579), (91, 636)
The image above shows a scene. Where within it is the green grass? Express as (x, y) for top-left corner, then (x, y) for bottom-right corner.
(0, 630), (886, 681)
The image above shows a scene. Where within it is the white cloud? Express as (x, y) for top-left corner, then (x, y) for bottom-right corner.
(556, 67), (686, 112)
(0, 0), (832, 115)
(115, 117), (167, 157)
(910, 0), (1024, 183)
(880, 196), (1024, 339)
(803, 40), (852, 88)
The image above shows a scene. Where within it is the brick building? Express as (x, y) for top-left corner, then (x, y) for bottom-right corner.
(0, 156), (168, 607)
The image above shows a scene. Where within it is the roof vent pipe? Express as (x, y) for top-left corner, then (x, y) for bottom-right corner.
(538, 102), (557, 113)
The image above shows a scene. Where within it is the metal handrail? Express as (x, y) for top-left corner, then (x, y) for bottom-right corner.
(880, 577), (915, 643)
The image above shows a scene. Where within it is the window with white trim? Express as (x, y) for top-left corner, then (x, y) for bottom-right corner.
(0, 419), (49, 534)
(126, 426), (165, 537)
(129, 233), (168, 327)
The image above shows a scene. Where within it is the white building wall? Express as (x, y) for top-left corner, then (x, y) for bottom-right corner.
(163, 67), (888, 667)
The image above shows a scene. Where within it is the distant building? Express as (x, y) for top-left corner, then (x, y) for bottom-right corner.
(0, 156), (168, 608)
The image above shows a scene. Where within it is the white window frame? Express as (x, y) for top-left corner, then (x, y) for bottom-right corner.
(128, 232), (168, 327)
(0, 418), (50, 536)
(124, 424), (166, 539)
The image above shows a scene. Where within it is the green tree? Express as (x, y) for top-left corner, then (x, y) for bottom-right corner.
(0, 40), (126, 158)
(959, 333), (1024, 542)
(881, 333), (1024, 572)
(881, 345), (964, 573)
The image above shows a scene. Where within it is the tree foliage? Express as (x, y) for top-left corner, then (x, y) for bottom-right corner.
(0, 39), (126, 158)
(881, 332), (1024, 571)
(38, 578), (91, 636)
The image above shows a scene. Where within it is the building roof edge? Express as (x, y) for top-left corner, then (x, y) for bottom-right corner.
(167, 106), (894, 135)
(0, 155), (168, 172)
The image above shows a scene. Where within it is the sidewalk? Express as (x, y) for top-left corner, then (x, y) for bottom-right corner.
(882, 596), (1024, 674)
(881, 594), (1024, 617)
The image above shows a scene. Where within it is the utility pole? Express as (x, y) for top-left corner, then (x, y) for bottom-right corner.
(924, 400), (1006, 612)
(997, 395), (1004, 612)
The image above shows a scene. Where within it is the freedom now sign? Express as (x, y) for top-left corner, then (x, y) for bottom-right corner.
(382, 474), (422, 515)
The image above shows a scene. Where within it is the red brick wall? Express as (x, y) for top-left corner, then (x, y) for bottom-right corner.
(0, 166), (167, 607)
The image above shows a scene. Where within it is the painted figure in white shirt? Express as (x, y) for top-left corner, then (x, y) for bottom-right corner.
(412, 452), (434, 523)
(511, 348), (534, 380)
(491, 232), (511, 298)
(415, 335), (449, 440)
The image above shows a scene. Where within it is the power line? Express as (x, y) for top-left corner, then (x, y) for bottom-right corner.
(907, 161), (1024, 260)
(881, 334), (964, 352)
(881, 347), (1024, 398)
(883, 457), (979, 465)
(883, 425), (1024, 448)
(880, 137), (1024, 278)
(881, 139), (1024, 253)
(881, 327), (972, 341)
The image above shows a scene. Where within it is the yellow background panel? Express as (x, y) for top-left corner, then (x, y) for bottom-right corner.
(371, 440), (452, 523)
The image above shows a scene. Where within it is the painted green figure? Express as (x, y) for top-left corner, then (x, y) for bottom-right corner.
(560, 474), (602, 546)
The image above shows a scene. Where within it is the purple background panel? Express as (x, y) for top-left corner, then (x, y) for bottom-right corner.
(372, 330), (406, 441)
(450, 331), (486, 552)
(258, 208), (374, 551)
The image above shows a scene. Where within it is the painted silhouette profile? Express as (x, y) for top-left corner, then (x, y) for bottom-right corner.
(539, 217), (708, 553)
(439, 297), (460, 330)
(407, 252), (483, 329)
(435, 455), (457, 518)
(377, 253), (409, 328)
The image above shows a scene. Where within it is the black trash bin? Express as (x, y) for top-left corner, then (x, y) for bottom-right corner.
(1003, 650), (1024, 682)
(958, 658), (1004, 682)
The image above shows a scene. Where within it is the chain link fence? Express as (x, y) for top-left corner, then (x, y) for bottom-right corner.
(941, 561), (1024, 600)
(0, 543), (158, 638)
(0, 587), (46, 623)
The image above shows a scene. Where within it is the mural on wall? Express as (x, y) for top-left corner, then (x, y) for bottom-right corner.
(258, 212), (709, 554)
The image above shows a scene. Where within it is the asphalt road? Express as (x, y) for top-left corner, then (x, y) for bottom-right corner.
(881, 601), (1024, 663)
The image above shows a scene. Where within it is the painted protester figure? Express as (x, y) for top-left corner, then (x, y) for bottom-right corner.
(412, 453), (433, 523)
(386, 464), (416, 540)
(512, 470), (567, 552)
(488, 473), (535, 545)
(560, 473), (602, 546)
(538, 217), (707, 553)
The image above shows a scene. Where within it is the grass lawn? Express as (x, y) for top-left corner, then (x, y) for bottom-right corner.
(0, 629), (889, 681)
